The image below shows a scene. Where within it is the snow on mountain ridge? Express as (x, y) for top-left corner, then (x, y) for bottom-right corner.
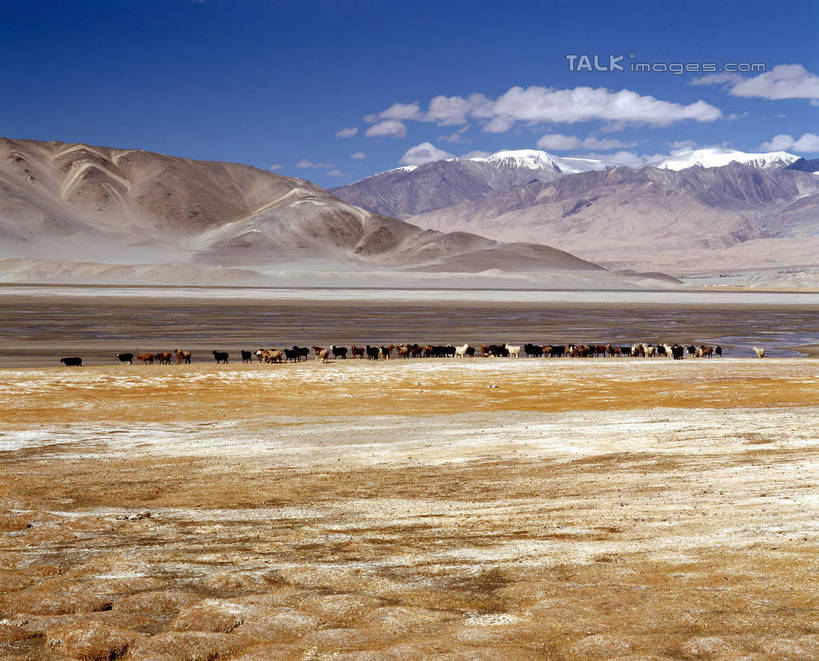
(466, 149), (606, 174)
(658, 147), (799, 171)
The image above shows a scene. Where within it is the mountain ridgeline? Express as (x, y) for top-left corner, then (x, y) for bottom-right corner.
(0, 138), (679, 288)
(333, 148), (819, 275)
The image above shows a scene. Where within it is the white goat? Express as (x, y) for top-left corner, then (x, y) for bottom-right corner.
(505, 344), (521, 358)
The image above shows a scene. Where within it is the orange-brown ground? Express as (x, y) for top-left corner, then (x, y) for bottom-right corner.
(1, 358), (817, 660)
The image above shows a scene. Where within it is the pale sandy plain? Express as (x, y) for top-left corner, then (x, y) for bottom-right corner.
(1, 289), (819, 660)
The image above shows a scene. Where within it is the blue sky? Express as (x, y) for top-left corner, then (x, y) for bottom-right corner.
(2, 0), (817, 186)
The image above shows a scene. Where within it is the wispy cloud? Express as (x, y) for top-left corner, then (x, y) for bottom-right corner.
(335, 127), (358, 138)
(440, 125), (471, 144)
(351, 152), (366, 160)
(536, 133), (637, 151)
(364, 85), (721, 136)
(692, 64), (819, 100)
(296, 159), (333, 169)
(268, 163), (284, 171)
(760, 133), (819, 152)
(327, 169), (344, 177)
(365, 120), (407, 138)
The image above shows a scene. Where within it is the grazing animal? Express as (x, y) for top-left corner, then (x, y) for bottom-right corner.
(752, 346), (765, 358)
(505, 344), (521, 358)
(212, 351), (229, 364)
(523, 343), (543, 357)
(174, 349), (191, 364)
(295, 346), (310, 361)
(115, 353), (134, 364)
(671, 345), (685, 360)
(60, 357), (82, 367)
(350, 345), (365, 359)
(662, 344), (674, 359)
(318, 348), (330, 363)
(136, 353), (154, 364)
(268, 350), (284, 363)
(241, 350), (252, 363)
(366, 345), (380, 360)
(715, 345), (722, 357)
(311, 346), (326, 358)
(283, 348), (300, 363)
(155, 352), (173, 364)
(455, 343), (470, 357)
(331, 345), (347, 359)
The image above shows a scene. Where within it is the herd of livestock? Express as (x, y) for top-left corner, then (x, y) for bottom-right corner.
(56, 342), (766, 367)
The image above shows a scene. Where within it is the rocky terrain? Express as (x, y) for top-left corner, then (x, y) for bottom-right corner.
(334, 148), (819, 279)
(0, 138), (675, 289)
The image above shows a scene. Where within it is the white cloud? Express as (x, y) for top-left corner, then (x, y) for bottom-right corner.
(760, 133), (819, 152)
(536, 134), (582, 150)
(268, 163), (284, 171)
(483, 115), (516, 133)
(462, 150), (490, 159)
(536, 133), (637, 151)
(327, 169), (344, 177)
(378, 102), (422, 121)
(490, 86), (720, 128)
(599, 121), (627, 134)
(583, 151), (660, 169)
(690, 72), (742, 87)
(693, 64), (819, 100)
(732, 65), (819, 100)
(365, 120), (407, 138)
(365, 85), (721, 136)
(440, 125), (471, 143)
(351, 152), (366, 160)
(296, 159), (333, 169)
(399, 142), (453, 166)
(427, 95), (474, 125)
(335, 127), (358, 138)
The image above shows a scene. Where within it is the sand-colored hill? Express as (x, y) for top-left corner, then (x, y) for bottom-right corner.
(0, 138), (678, 288)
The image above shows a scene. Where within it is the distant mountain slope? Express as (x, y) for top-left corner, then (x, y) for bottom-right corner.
(332, 147), (800, 221)
(408, 162), (819, 274)
(0, 138), (677, 288)
(787, 157), (819, 173)
(332, 149), (605, 218)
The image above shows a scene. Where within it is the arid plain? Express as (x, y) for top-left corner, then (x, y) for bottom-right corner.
(1, 289), (818, 660)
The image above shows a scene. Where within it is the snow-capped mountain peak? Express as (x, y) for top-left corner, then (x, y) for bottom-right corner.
(470, 149), (560, 171)
(658, 147), (799, 171)
(466, 149), (606, 174)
